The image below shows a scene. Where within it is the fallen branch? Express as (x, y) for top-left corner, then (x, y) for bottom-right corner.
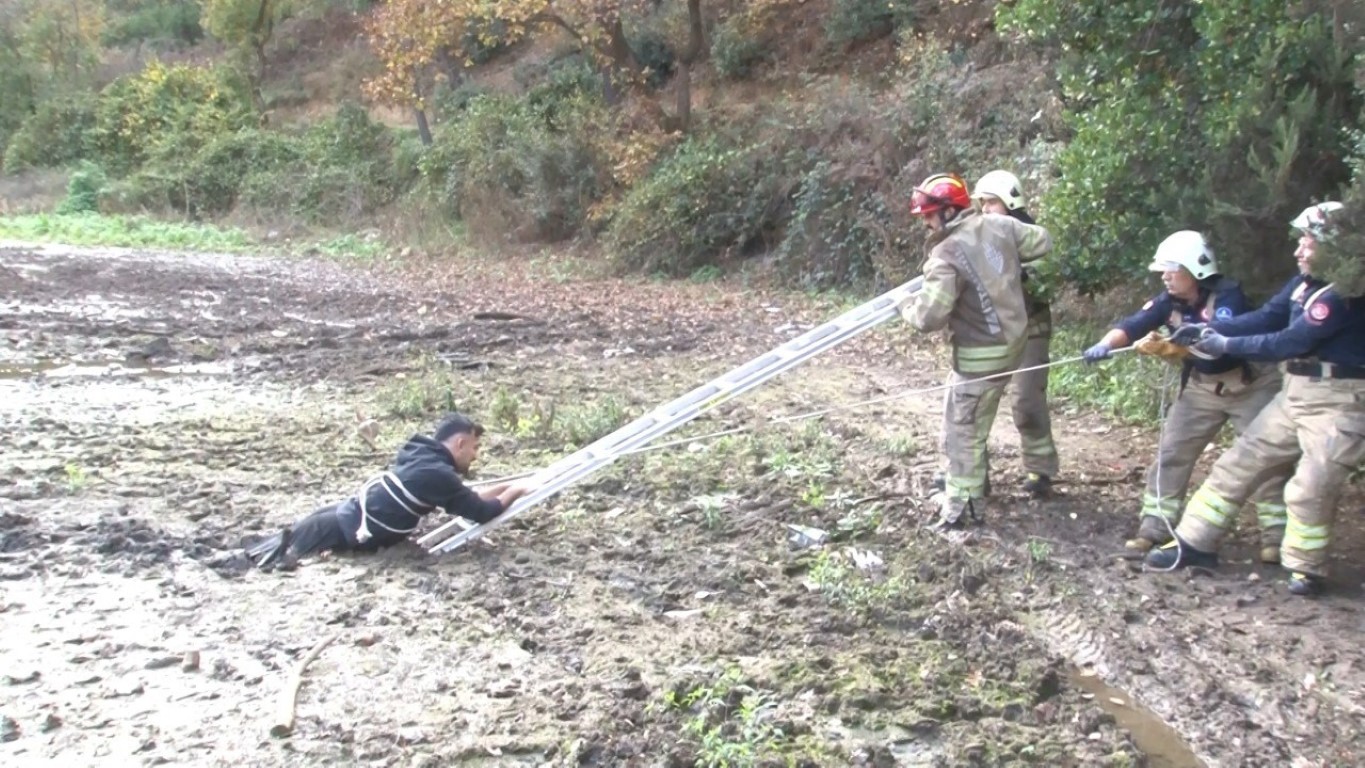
(270, 630), (342, 738)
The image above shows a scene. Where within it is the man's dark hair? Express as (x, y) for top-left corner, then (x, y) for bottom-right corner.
(434, 413), (485, 442)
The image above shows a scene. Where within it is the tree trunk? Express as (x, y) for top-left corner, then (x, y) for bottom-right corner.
(674, 65), (691, 131)
(674, 0), (706, 132)
(413, 107), (432, 146)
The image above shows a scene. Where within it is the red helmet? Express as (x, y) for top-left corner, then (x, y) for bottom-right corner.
(909, 173), (971, 215)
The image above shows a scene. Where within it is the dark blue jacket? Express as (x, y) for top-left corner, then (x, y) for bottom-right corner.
(1116, 277), (1252, 376)
(1212, 275), (1365, 366)
(335, 435), (504, 547)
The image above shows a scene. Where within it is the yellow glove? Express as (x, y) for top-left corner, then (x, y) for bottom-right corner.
(1133, 331), (1191, 363)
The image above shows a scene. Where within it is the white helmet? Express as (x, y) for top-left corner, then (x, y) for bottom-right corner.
(1148, 230), (1218, 281)
(971, 170), (1026, 211)
(1291, 201), (1343, 237)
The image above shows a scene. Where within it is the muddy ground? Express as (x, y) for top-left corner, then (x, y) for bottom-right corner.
(2, 242), (1363, 768)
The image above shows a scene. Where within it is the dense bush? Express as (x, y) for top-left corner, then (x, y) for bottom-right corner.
(103, 0), (204, 49)
(91, 60), (254, 175)
(825, 0), (915, 47)
(2, 93), (99, 174)
(115, 102), (409, 221)
(711, 15), (768, 80)
(1000, 0), (1363, 296)
(421, 63), (610, 243)
(1317, 125), (1365, 297)
(56, 161), (109, 214)
(606, 135), (785, 275)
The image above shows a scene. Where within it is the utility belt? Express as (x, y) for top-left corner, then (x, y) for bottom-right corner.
(354, 471), (433, 543)
(1285, 360), (1365, 380)
(1181, 359), (1264, 396)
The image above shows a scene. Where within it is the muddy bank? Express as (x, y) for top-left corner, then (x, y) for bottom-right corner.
(2, 242), (1363, 767)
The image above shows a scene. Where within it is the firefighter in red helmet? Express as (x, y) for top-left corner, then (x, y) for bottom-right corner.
(899, 173), (1053, 527)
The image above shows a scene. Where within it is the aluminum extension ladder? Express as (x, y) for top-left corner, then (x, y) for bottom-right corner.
(417, 276), (924, 555)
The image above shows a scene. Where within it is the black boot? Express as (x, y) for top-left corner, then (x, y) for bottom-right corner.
(1021, 472), (1052, 499)
(248, 526), (292, 571)
(1286, 571), (1325, 597)
(1143, 535), (1219, 570)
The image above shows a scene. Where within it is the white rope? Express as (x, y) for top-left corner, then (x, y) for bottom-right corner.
(468, 348), (1138, 488)
(1147, 362), (1184, 572)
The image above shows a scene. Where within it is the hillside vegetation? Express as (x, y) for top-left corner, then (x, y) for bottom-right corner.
(2, 0), (1364, 295)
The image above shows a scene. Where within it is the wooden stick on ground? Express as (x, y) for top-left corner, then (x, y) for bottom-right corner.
(270, 630), (342, 738)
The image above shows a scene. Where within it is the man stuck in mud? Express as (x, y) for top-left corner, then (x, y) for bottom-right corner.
(250, 413), (534, 570)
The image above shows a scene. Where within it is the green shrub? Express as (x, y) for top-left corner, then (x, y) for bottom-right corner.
(103, 1), (205, 49)
(825, 0), (915, 47)
(711, 16), (767, 80)
(1316, 126), (1365, 297)
(999, 0), (1361, 296)
(116, 102), (407, 221)
(421, 65), (609, 243)
(56, 161), (108, 214)
(605, 135), (783, 275)
(91, 60), (254, 175)
(777, 161), (885, 286)
(239, 103), (406, 222)
(628, 26), (675, 89)
(126, 128), (302, 216)
(2, 93), (99, 174)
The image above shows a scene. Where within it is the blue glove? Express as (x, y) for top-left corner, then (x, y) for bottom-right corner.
(1170, 323), (1207, 347)
(1083, 342), (1112, 364)
(1191, 329), (1229, 358)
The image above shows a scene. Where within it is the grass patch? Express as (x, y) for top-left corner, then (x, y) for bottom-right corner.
(375, 364), (464, 419)
(314, 232), (388, 262)
(487, 386), (629, 449)
(1048, 323), (1176, 426)
(806, 548), (906, 615)
(660, 667), (786, 768)
(0, 212), (253, 251)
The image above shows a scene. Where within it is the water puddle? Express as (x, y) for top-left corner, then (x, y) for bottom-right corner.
(1070, 669), (1204, 768)
(0, 359), (231, 380)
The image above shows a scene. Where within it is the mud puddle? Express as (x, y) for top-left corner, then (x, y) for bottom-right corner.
(1071, 669), (1203, 768)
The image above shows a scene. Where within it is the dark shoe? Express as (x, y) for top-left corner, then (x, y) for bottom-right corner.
(249, 526), (292, 571)
(1021, 472), (1052, 498)
(1123, 515), (1173, 558)
(1286, 572), (1325, 597)
(1144, 535), (1219, 570)
(934, 497), (981, 529)
(1259, 527), (1284, 565)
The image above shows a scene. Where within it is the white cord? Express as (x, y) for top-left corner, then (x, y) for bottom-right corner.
(1146, 363), (1183, 572)
(469, 349), (1135, 488)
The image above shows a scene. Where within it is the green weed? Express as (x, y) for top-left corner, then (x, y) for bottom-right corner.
(0, 213), (252, 251)
(661, 667), (785, 768)
(1027, 538), (1052, 564)
(64, 463), (89, 493)
(1048, 324), (1174, 426)
(375, 366), (462, 419)
(806, 549), (904, 614)
(315, 232), (386, 262)
(691, 493), (737, 530)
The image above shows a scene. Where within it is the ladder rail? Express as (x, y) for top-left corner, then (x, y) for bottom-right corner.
(418, 277), (923, 554)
